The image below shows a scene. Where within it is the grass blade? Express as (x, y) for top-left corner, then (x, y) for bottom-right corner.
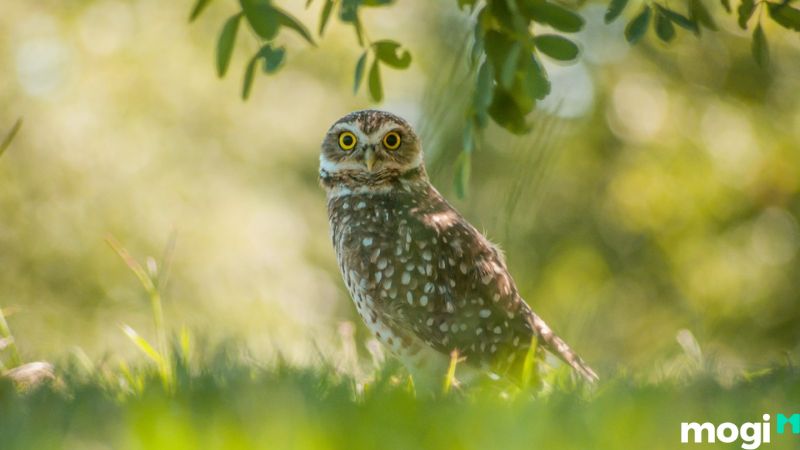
(0, 118), (23, 159)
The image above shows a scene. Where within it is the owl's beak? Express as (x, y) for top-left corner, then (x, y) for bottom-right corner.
(364, 147), (377, 171)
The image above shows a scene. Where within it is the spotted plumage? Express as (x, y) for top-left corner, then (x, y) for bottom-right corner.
(320, 110), (597, 386)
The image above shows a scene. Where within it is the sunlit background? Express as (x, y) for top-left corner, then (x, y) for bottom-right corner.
(2, 0), (799, 382)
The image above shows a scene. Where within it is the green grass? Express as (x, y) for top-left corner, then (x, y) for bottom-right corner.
(1, 342), (799, 449)
(2, 239), (798, 449)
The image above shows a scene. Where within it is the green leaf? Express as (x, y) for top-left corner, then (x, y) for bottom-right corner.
(605, 0), (629, 23)
(520, 0), (585, 33)
(500, 41), (522, 89)
(474, 61), (494, 128)
(453, 151), (472, 199)
(368, 60), (383, 102)
(0, 118), (22, 159)
(340, 0), (359, 22)
(319, 0), (334, 36)
(658, 5), (698, 32)
(242, 54), (259, 100)
(257, 44), (285, 73)
(506, 53), (547, 114)
(240, 0), (280, 40)
(752, 23), (768, 67)
(189, 0), (213, 22)
(720, 0), (731, 13)
(488, 89), (528, 134)
(625, 5), (652, 44)
(738, 0), (755, 29)
(655, 9), (676, 42)
(484, 30), (515, 80)
(339, 0), (365, 46)
(490, 0), (519, 31)
(522, 54), (550, 101)
(352, 15), (365, 46)
(373, 40), (412, 69)
(216, 14), (241, 77)
(690, 0), (717, 31)
(274, 7), (316, 45)
(767, 2), (800, 31)
(534, 34), (580, 61)
(353, 52), (367, 93)
(462, 121), (474, 154)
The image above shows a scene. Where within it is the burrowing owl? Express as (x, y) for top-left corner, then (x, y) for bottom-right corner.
(320, 110), (597, 387)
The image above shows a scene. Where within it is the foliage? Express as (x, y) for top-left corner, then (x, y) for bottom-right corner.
(191, 0), (800, 131)
(609, 0), (800, 68)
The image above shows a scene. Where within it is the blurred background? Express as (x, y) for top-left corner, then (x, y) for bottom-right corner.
(1, 0), (799, 382)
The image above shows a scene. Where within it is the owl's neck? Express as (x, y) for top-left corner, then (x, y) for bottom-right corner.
(320, 165), (428, 197)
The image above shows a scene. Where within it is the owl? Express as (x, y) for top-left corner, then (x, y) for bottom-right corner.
(320, 110), (597, 388)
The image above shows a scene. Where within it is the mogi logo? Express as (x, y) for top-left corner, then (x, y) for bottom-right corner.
(681, 413), (800, 449)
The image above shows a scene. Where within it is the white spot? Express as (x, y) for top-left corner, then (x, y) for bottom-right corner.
(479, 309), (491, 318)
(356, 201), (366, 209)
(401, 272), (411, 285)
(363, 237), (373, 247)
(426, 318), (434, 326)
(419, 295), (428, 306)
(422, 250), (432, 261)
(424, 283), (434, 294)
(407, 292), (414, 305)
(493, 326), (502, 334)
(476, 328), (483, 335)
(459, 263), (468, 274)
(375, 272), (382, 283)
(439, 322), (449, 332)
(377, 258), (388, 270)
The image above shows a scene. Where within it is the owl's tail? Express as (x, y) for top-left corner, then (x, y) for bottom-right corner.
(528, 312), (599, 383)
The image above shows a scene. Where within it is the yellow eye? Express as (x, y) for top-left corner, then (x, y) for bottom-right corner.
(383, 131), (401, 150)
(338, 132), (357, 150)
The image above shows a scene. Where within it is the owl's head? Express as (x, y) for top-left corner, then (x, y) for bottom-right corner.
(319, 110), (424, 187)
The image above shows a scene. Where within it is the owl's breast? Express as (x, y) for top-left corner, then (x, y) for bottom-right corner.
(327, 192), (412, 261)
(327, 191), (420, 313)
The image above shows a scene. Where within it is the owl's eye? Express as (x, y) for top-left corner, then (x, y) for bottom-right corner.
(382, 131), (401, 150)
(338, 132), (357, 150)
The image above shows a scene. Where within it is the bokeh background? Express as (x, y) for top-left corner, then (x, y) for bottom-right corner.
(1, 0), (799, 382)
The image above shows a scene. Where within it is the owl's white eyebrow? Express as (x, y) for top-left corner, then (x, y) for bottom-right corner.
(330, 123), (367, 142)
(369, 122), (403, 143)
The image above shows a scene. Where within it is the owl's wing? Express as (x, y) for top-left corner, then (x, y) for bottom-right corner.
(388, 191), (597, 383)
